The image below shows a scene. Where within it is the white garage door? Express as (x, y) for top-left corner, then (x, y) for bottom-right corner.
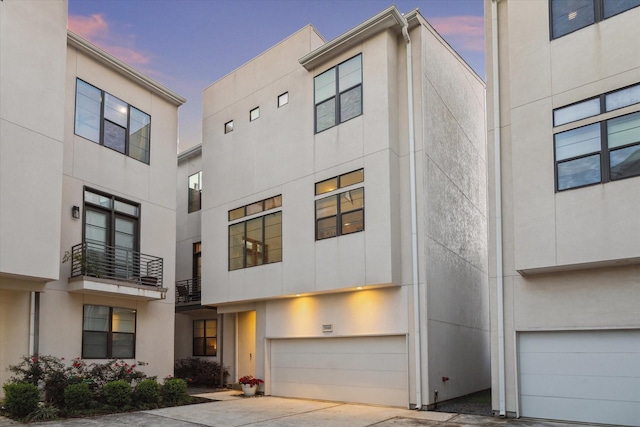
(519, 330), (640, 426)
(270, 335), (407, 407)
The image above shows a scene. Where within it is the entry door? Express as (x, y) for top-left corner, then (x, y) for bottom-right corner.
(84, 209), (109, 273)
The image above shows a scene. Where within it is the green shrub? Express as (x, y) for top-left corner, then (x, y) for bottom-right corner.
(174, 357), (230, 387)
(7, 354), (72, 407)
(103, 380), (131, 408)
(161, 378), (187, 405)
(133, 378), (160, 406)
(2, 382), (40, 418)
(26, 404), (60, 421)
(64, 382), (93, 411)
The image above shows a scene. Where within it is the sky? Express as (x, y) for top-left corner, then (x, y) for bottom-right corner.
(67, 0), (485, 151)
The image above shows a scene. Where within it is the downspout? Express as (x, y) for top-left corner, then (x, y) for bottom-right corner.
(402, 19), (422, 411)
(29, 292), (40, 355)
(491, 0), (506, 417)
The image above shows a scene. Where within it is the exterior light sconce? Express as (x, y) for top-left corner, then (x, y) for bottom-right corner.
(72, 206), (80, 219)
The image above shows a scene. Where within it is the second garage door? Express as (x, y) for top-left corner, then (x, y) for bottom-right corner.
(519, 329), (640, 426)
(270, 335), (407, 407)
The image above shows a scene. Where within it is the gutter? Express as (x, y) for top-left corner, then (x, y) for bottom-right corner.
(491, 0), (507, 417)
(401, 16), (423, 411)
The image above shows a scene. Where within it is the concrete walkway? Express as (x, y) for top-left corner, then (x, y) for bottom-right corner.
(0, 390), (595, 426)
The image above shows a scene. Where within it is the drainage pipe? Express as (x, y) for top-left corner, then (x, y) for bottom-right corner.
(491, 0), (506, 417)
(402, 19), (422, 411)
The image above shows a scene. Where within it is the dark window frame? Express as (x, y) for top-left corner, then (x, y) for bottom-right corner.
(314, 54), (363, 133)
(74, 79), (151, 164)
(83, 187), (140, 252)
(250, 107), (260, 122)
(82, 305), (136, 359)
(278, 92), (289, 107)
(315, 188), (365, 240)
(188, 171), (203, 213)
(193, 242), (201, 279)
(224, 120), (234, 134)
(193, 319), (217, 357)
(228, 210), (282, 271)
(549, 0), (640, 39)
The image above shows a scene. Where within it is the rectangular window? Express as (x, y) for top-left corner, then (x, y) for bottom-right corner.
(193, 242), (202, 279)
(193, 319), (217, 356)
(188, 171), (202, 213)
(315, 169), (364, 240)
(250, 107), (260, 122)
(550, 0), (640, 39)
(228, 198), (282, 271)
(225, 120), (234, 133)
(74, 79), (151, 164)
(314, 54), (362, 133)
(554, 83), (640, 190)
(82, 305), (136, 359)
(278, 92), (289, 107)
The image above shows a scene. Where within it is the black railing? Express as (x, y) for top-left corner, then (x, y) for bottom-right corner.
(68, 241), (163, 287)
(175, 277), (201, 303)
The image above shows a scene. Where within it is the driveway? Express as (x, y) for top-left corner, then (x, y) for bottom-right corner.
(0, 390), (594, 426)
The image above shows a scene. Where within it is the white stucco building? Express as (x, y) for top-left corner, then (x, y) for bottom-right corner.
(486, 0), (640, 425)
(0, 0), (185, 394)
(176, 6), (489, 408)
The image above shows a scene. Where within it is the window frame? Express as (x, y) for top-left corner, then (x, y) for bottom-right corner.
(224, 120), (234, 134)
(83, 187), (140, 251)
(74, 79), (151, 164)
(553, 83), (640, 191)
(278, 92), (289, 107)
(193, 242), (202, 279)
(549, 0), (640, 40)
(82, 304), (136, 359)
(250, 107), (260, 122)
(188, 171), (203, 213)
(314, 54), (363, 133)
(314, 169), (365, 240)
(193, 319), (217, 357)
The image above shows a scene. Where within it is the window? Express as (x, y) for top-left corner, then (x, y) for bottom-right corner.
(228, 196), (282, 271)
(554, 83), (640, 191)
(193, 242), (201, 279)
(74, 79), (151, 163)
(250, 107), (260, 121)
(193, 319), (216, 356)
(315, 169), (364, 240)
(278, 92), (289, 107)
(225, 120), (234, 133)
(188, 171), (202, 213)
(314, 54), (362, 133)
(84, 188), (140, 278)
(83, 305), (136, 359)
(550, 0), (640, 39)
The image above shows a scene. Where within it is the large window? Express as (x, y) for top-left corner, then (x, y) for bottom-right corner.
(554, 83), (640, 191)
(75, 79), (151, 164)
(228, 196), (282, 271)
(188, 171), (202, 213)
(193, 319), (216, 356)
(314, 54), (362, 133)
(83, 188), (140, 278)
(83, 305), (136, 359)
(193, 242), (201, 279)
(550, 0), (640, 39)
(315, 169), (364, 240)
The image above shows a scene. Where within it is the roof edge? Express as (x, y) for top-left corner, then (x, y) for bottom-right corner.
(67, 31), (186, 107)
(178, 143), (202, 161)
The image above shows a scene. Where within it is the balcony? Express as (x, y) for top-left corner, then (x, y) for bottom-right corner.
(66, 241), (167, 300)
(175, 277), (201, 307)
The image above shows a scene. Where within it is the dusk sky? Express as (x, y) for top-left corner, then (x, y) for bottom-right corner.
(67, 0), (485, 151)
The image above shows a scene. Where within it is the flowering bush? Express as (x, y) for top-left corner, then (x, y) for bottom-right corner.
(174, 357), (229, 387)
(238, 375), (264, 387)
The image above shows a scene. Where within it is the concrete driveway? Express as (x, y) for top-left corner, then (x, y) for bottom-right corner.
(0, 390), (594, 427)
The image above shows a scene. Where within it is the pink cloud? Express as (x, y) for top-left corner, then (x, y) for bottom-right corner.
(68, 14), (152, 69)
(429, 16), (485, 52)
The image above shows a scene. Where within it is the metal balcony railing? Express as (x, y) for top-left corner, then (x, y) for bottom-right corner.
(68, 241), (163, 287)
(175, 277), (201, 303)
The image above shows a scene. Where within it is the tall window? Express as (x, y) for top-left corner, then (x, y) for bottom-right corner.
(314, 54), (362, 133)
(193, 242), (201, 279)
(228, 195), (282, 271)
(84, 188), (140, 279)
(550, 0), (640, 39)
(83, 305), (136, 359)
(193, 319), (216, 356)
(188, 171), (202, 213)
(74, 79), (151, 163)
(554, 83), (640, 191)
(315, 169), (364, 240)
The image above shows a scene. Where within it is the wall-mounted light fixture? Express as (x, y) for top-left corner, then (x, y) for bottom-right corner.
(72, 206), (80, 219)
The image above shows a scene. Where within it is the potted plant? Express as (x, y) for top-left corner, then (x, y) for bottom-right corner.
(238, 375), (263, 396)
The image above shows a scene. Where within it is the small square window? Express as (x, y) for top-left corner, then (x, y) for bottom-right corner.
(250, 107), (260, 122)
(278, 92), (289, 107)
(225, 120), (234, 133)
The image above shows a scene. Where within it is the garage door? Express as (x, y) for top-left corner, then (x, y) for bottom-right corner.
(519, 330), (640, 426)
(270, 335), (407, 406)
